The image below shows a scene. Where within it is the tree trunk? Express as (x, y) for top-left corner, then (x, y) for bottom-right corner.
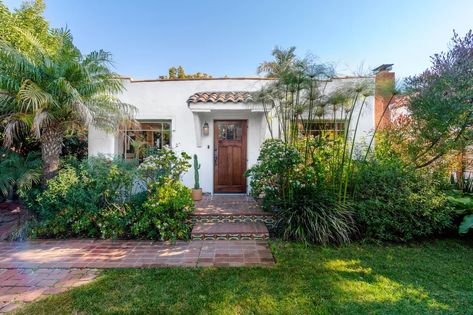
(40, 127), (64, 185)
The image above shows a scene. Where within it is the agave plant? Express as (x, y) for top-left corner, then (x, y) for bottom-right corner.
(0, 28), (135, 183)
(0, 149), (41, 200)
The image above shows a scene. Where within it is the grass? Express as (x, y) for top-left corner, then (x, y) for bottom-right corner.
(15, 238), (473, 315)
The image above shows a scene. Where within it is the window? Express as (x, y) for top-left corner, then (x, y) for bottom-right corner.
(301, 120), (345, 138)
(122, 121), (171, 159)
(218, 123), (242, 141)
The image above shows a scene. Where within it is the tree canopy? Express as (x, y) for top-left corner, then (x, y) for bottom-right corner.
(158, 66), (212, 79)
(0, 4), (135, 181)
(0, 0), (59, 55)
(403, 30), (473, 168)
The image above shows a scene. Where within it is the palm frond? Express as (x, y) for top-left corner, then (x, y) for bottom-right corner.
(0, 74), (21, 93)
(3, 113), (33, 147)
(12, 26), (48, 56)
(0, 149), (41, 196)
(32, 109), (53, 138)
(0, 42), (40, 81)
(17, 79), (54, 112)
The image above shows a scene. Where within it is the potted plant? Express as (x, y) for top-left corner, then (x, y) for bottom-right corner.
(191, 154), (202, 201)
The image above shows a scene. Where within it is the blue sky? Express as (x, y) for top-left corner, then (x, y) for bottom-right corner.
(4, 0), (473, 80)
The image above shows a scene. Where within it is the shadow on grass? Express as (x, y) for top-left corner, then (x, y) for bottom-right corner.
(14, 238), (473, 315)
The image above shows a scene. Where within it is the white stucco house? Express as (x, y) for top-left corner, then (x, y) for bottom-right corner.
(88, 67), (395, 194)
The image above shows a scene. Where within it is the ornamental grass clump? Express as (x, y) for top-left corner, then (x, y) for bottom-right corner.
(247, 139), (357, 245)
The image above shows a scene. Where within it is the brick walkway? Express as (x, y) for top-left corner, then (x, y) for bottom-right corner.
(0, 268), (98, 313)
(0, 239), (273, 312)
(0, 239), (273, 269)
(0, 195), (275, 312)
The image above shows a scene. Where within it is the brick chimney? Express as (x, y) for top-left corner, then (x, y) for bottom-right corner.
(373, 64), (395, 129)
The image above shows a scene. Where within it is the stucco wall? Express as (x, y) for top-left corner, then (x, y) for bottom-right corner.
(88, 77), (376, 193)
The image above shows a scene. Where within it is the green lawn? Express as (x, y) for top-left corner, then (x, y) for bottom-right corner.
(16, 239), (473, 315)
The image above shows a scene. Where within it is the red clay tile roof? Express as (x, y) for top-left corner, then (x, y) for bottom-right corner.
(187, 91), (254, 104)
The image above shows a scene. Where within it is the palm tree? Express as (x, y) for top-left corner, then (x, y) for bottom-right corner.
(0, 29), (135, 182)
(257, 46), (297, 78)
(0, 149), (41, 200)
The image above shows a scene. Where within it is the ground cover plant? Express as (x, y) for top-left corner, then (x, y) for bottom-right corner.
(14, 239), (473, 315)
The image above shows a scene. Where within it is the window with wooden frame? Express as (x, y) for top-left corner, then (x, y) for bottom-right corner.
(300, 120), (346, 138)
(122, 121), (171, 160)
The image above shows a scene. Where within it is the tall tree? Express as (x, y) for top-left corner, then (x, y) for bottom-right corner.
(168, 67), (177, 79)
(177, 66), (185, 79)
(0, 29), (135, 182)
(0, 0), (58, 54)
(159, 66), (212, 79)
(404, 30), (473, 168)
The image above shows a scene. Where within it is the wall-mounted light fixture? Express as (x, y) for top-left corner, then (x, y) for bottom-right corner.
(202, 121), (209, 136)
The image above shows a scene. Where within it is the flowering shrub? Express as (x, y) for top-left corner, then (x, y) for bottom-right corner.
(132, 179), (194, 241)
(139, 146), (191, 184)
(246, 139), (301, 210)
(24, 149), (194, 241)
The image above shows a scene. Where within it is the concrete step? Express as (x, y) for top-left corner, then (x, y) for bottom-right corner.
(191, 222), (269, 240)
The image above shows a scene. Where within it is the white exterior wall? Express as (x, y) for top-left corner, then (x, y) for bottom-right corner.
(88, 77), (376, 193)
(322, 77), (376, 157)
(88, 126), (116, 157)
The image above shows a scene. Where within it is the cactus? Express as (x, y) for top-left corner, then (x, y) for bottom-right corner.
(193, 154), (201, 189)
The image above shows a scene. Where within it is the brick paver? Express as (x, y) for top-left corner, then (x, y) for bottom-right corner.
(0, 268), (98, 313)
(0, 239), (273, 269)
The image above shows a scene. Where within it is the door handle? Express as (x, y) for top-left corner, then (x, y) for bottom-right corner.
(214, 150), (218, 164)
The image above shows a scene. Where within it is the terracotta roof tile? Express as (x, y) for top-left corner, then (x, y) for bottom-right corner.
(187, 91), (254, 104)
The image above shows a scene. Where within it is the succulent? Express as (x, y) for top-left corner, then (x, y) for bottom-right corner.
(193, 154), (201, 189)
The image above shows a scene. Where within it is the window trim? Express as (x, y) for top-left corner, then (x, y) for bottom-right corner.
(122, 119), (172, 159)
(301, 119), (346, 138)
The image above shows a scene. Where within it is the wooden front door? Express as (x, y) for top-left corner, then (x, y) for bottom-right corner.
(214, 120), (247, 193)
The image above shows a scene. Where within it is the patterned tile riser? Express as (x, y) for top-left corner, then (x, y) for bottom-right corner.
(191, 234), (269, 241)
(192, 215), (275, 228)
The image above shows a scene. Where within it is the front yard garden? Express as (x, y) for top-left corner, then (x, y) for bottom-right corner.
(1, 2), (473, 314)
(14, 239), (473, 315)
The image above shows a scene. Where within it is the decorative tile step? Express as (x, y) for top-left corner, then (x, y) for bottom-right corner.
(191, 222), (269, 241)
(191, 213), (275, 228)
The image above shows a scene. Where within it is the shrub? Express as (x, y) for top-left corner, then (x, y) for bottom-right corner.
(132, 179), (194, 241)
(24, 156), (140, 238)
(247, 139), (356, 244)
(445, 190), (473, 235)
(23, 149), (194, 241)
(139, 146), (191, 184)
(246, 139), (301, 210)
(96, 191), (148, 239)
(352, 158), (454, 242)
